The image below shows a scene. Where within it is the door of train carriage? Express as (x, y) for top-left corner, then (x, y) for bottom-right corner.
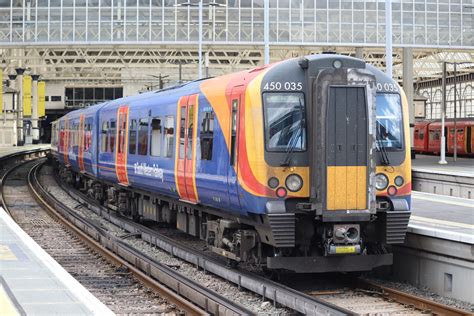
(176, 95), (199, 203)
(227, 87), (243, 211)
(116, 106), (129, 185)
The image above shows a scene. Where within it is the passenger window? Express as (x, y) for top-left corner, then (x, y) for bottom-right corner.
(200, 111), (214, 160)
(109, 120), (116, 153)
(150, 118), (162, 157)
(164, 116), (174, 158)
(101, 121), (108, 152)
(138, 118), (149, 155)
(129, 119), (137, 154)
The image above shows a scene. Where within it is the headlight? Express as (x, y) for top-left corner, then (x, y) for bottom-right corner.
(375, 173), (389, 191)
(268, 177), (279, 189)
(285, 174), (303, 192)
(394, 176), (404, 187)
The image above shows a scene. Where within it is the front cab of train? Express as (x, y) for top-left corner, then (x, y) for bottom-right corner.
(259, 56), (411, 273)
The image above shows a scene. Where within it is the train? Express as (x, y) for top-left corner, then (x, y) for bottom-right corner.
(414, 119), (474, 157)
(50, 54), (412, 273)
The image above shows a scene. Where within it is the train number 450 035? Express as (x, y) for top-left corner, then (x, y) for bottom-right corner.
(263, 81), (303, 91)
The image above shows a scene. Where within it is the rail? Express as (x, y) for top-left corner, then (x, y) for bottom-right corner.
(0, 147), (50, 215)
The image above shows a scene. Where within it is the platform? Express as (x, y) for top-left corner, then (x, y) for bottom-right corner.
(0, 145), (50, 160)
(410, 191), (473, 243)
(392, 191), (474, 303)
(412, 155), (474, 199)
(0, 208), (113, 315)
(412, 154), (474, 177)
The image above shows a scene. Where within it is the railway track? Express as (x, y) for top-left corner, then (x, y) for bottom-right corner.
(0, 156), (207, 315)
(306, 279), (472, 315)
(45, 161), (472, 315)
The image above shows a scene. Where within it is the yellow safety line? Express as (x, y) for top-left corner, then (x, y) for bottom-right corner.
(410, 215), (474, 229)
(412, 192), (474, 208)
(0, 286), (20, 316)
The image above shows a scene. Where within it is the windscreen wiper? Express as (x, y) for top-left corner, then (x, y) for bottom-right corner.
(281, 99), (305, 166)
(376, 136), (391, 166)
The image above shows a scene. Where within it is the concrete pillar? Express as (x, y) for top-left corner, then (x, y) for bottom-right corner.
(15, 68), (25, 146)
(31, 74), (40, 144)
(355, 47), (364, 60)
(402, 47), (414, 151)
(8, 74), (17, 145)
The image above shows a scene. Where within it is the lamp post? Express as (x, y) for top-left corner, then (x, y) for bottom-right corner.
(439, 61), (472, 164)
(385, 0), (393, 77)
(439, 62), (447, 164)
(264, 0), (269, 65)
(177, 1), (226, 79)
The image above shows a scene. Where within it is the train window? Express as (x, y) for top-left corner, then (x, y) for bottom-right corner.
(129, 119), (137, 154)
(230, 100), (238, 165)
(85, 121), (92, 152)
(150, 118), (162, 157)
(118, 118), (126, 154)
(138, 118), (149, 155)
(263, 92), (306, 152)
(101, 121), (108, 152)
(109, 120), (116, 153)
(376, 93), (403, 149)
(200, 111), (215, 160)
(164, 116), (175, 158)
(179, 107), (186, 159)
(419, 129), (424, 140)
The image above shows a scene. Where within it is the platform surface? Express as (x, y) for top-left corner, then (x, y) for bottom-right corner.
(409, 191), (473, 244)
(412, 154), (474, 177)
(0, 208), (113, 316)
(0, 145), (50, 159)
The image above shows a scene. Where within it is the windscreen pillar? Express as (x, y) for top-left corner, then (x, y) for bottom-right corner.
(402, 48), (414, 153)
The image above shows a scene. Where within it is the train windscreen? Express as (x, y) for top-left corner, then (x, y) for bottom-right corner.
(263, 92), (306, 152)
(376, 93), (403, 150)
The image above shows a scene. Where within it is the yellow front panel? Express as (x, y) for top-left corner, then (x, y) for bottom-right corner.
(327, 166), (367, 210)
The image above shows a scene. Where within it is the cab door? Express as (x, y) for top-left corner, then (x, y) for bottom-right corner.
(227, 86), (243, 209)
(326, 86), (368, 211)
(176, 95), (199, 203)
(116, 106), (129, 185)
